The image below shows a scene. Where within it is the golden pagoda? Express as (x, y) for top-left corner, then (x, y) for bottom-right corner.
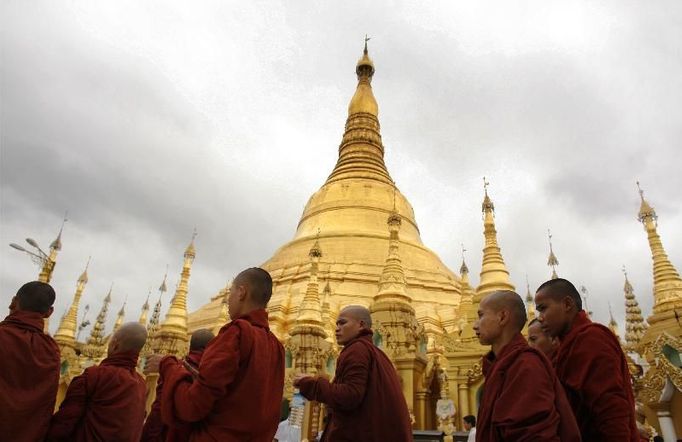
(81, 286), (113, 361)
(633, 183), (682, 440)
(188, 42), (463, 429)
(153, 232), (197, 356)
(138, 291), (150, 326)
(622, 266), (648, 352)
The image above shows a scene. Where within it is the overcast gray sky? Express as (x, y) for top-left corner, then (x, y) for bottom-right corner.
(1, 1), (680, 336)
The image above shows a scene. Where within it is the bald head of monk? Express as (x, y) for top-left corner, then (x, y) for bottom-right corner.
(335, 305), (372, 346)
(9, 281), (56, 317)
(189, 328), (214, 352)
(227, 267), (273, 320)
(534, 278), (582, 339)
(108, 322), (147, 356)
(473, 290), (527, 355)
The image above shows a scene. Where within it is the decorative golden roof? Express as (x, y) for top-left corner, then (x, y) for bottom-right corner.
(607, 302), (620, 341)
(82, 286), (112, 359)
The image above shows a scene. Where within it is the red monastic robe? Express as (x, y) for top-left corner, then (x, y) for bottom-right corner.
(47, 350), (147, 442)
(555, 310), (638, 442)
(0, 310), (60, 442)
(141, 350), (204, 442)
(297, 330), (412, 442)
(159, 309), (284, 442)
(477, 333), (581, 442)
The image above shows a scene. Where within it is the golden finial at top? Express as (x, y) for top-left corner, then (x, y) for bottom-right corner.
(636, 181), (657, 226)
(460, 243), (469, 275)
(547, 229), (559, 279)
(482, 176), (495, 214)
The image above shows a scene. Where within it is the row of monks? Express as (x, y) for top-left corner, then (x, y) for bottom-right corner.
(0, 273), (659, 441)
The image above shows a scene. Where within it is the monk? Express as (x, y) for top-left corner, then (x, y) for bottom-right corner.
(48, 322), (148, 441)
(141, 328), (215, 442)
(473, 290), (580, 441)
(149, 267), (285, 441)
(527, 317), (559, 360)
(293, 305), (412, 442)
(535, 278), (639, 441)
(0, 281), (60, 442)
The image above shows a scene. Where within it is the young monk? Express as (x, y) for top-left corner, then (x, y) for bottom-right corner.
(535, 278), (638, 441)
(150, 267), (284, 441)
(473, 290), (580, 441)
(141, 328), (215, 442)
(0, 281), (60, 442)
(527, 317), (560, 361)
(48, 322), (148, 441)
(293, 305), (412, 442)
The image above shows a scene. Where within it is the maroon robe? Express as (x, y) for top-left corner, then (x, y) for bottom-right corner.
(297, 329), (412, 442)
(0, 310), (60, 442)
(48, 350), (147, 442)
(477, 333), (580, 442)
(159, 309), (284, 441)
(555, 310), (638, 442)
(141, 350), (203, 442)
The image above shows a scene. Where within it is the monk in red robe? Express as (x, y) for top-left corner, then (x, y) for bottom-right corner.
(535, 278), (638, 441)
(474, 290), (580, 442)
(527, 317), (560, 361)
(148, 268), (285, 441)
(0, 281), (60, 442)
(141, 328), (215, 442)
(294, 305), (412, 442)
(48, 322), (148, 441)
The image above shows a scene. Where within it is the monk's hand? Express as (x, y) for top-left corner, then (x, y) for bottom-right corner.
(144, 354), (164, 375)
(293, 373), (313, 387)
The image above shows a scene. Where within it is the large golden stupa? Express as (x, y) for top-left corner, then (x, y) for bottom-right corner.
(188, 44), (463, 337)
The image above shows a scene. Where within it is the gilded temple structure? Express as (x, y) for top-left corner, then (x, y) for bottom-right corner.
(23, 44), (681, 438)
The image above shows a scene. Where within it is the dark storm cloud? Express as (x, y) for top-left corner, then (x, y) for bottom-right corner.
(1, 1), (680, 335)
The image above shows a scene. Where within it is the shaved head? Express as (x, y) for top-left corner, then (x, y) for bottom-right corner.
(234, 267), (273, 306)
(536, 278), (582, 310)
(15, 281), (55, 313)
(109, 322), (147, 354)
(483, 290), (527, 332)
(340, 305), (372, 329)
(190, 328), (214, 351)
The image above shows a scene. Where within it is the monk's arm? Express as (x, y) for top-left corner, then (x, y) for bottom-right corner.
(160, 326), (241, 422)
(567, 331), (634, 441)
(46, 372), (89, 441)
(298, 347), (370, 411)
(494, 355), (561, 442)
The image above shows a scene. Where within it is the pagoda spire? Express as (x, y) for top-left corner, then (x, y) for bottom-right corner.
(82, 285), (113, 360)
(143, 273), (167, 355)
(547, 229), (560, 279)
(525, 274), (536, 321)
(39, 214), (67, 284)
(459, 245), (474, 309)
(326, 39), (393, 185)
(138, 290), (150, 326)
(622, 266), (647, 351)
(54, 257), (90, 349)
(296, 234), (325, 325)
(476, 177), (514, 299)
(156, 231), (197, 356)
(113, 298), (126, 333)
(370, 199), (422, 358)
(635, 183), (682, 342)
(607, 302), (621, 341)
(636, 182), (682, 317)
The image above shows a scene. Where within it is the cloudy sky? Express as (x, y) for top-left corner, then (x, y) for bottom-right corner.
(1, 1), (680, 336)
